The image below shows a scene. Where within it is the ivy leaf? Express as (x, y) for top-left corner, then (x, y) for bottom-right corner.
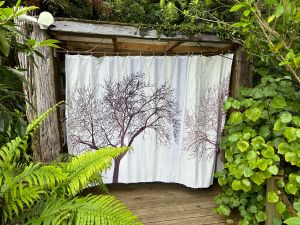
(228, 112), (243, 125)
(255, 210), (267, 222)
(245, 108), (262, 122)
(249, 205), (257, 213)
(261, 146), (274, 158)
(276, 202), (286, 214)
(292, 116), (300, 126)
(278, 142), (289, 154)
(242, 179), (251, 187)
(280, 113), (293, 123)
(251, 136), (265, 149)
(224, 101), (232, 111)
(237, 141), (249, 152)
(259, 125), (271, 138)
(284, 127), (297, 142)
(267, 165), (279, 175)
(285, 183), (298, 195)
(284, 217), (300, 225)
(250, 172), (265, 185)
(274, 119), (285, 131)
(258, 159), (268, 171)
(270, 96), (287, 109)
(267, 191), (279, 203)
(246, 151), (257, 161)
(285, 152), (297, 165)
(232, 180), (242, 190)
(243, 167), (254, 177)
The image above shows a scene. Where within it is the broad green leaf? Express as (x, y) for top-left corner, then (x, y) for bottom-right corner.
(278, 142), (289, 154)
(285, 152), (297, 164)
(251, 136), (265, 149)
(246, 151), (257, 161)
(245, 108), (261, 122)
(284, 127), (297, 142)
(274, 4), (284, 17)
(237, 141), (249, 152)
(267, 191), (279, 203)
(276, 202), (286, 214)
(232, 180), (242, 190)
(285, 183), (298, 195)
(250, 172), (265, 185)
(267, 15), (275, 23)
(230, 3), (247, 12)
(258, 159), (268, 171)
(0, 29), (10, 57)
(160, 0), (166, 7)
(228, 112), (243, 125)
(261, 146), (274, 158)
(270, 96), (287, 109)
(255, 210), (267, 222)
(292, 116), (300, 126)
(243, 167), (254, 177)
(259, 125), (270, 138)
(280, 113), (293, 123)
(274, 120), (285, 131)
(249, 205), (257, 213)
(267, 165), (278, 175)
(284, 217), (300, 225)
(243, 9), (251, 16)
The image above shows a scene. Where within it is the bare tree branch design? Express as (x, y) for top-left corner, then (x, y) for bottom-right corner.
(182, 76), (230, 159)
(67, 72), (179, 183)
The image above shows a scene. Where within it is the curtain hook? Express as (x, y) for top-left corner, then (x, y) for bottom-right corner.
(77, 51), (80, 55)
(104, 51), (106, 56)
(66, 49), (69, 55)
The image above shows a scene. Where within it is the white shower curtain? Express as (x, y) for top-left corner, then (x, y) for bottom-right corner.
(65, 54), (233, 188)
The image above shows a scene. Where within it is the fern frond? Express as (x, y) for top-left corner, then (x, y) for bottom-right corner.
(0, 101), (64, 164)
(63, 147), (127, 196)
(27, 195), (142, 225)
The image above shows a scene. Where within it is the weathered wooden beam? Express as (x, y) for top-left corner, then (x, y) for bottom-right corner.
(17, 21), (61, 162)
(50, 19), (234, 43)
(112, 37), (118, 52)
(230, 46), (253, 98)
(165, 41), (182, 52)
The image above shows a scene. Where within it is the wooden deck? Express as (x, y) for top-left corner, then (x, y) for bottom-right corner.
(108, 183), (238, 225)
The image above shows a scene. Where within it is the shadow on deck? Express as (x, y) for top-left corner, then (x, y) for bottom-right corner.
(107, 183), (238, 225)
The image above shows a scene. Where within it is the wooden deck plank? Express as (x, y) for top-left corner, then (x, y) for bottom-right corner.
(108, 183), (239, 225)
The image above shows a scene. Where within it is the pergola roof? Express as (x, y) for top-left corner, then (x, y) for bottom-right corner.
(49, 18), (237, 55)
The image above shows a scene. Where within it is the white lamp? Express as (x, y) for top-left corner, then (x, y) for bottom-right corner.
(18, 11), (54, 30)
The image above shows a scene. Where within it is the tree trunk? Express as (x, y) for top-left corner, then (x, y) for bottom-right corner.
(112, 152), (126, 183)
(17, 21), (61, 162)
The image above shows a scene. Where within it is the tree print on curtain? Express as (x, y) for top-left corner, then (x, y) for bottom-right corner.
(182, 76), (230, 158)
(67, 72), (179, 183)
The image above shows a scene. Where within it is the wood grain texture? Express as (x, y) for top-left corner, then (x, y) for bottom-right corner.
(108, 183), (239, 225)
(17, 21), (61, 162)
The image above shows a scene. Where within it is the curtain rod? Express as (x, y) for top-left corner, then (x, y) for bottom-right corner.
(55, 49), (233, 56)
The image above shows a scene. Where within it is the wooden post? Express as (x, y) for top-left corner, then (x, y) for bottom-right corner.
(17, 22), (61, 162)
(230, 46), (253, 98)
(266, 177), (281, 225)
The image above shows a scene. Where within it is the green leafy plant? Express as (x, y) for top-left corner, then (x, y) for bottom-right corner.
(215, 73), (300, 224)
(0, 0), (60, 146)
(229, 0), (300, 85)
(0, 103), (141, 225)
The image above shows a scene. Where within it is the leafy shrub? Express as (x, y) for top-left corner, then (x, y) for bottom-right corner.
(215, 74), (300, 224)
(0, 103), (141, 225)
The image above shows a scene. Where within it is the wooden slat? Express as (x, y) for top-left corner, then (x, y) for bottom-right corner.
(51, 19), (235, 43)
(165, 41), (182, 52)
(112, 37), (118, 52)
